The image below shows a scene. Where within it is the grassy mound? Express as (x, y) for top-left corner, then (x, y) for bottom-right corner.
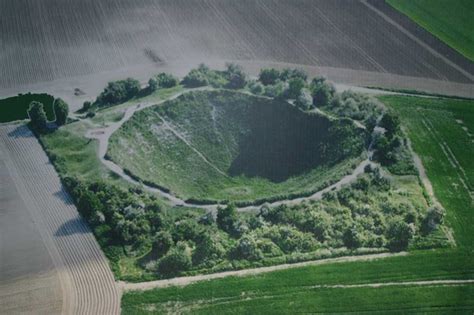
(108, 90), (366, 203)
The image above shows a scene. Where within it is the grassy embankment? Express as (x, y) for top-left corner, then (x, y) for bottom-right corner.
(121, 95), (474, 314)
(387, 0), (474, 61)
(0, 93), (54, 123)
(108, 90), (365, 204)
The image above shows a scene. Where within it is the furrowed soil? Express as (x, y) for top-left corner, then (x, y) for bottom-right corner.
(0, 124), (120, 315)
(1, 0), (473, 109)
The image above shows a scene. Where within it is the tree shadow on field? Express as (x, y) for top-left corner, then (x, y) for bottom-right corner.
(55, 217), (88, 236)
(7, 125), (32, 138)
(53, 187), (75, 205)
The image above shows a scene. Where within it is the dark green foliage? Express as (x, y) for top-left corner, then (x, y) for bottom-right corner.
(193, 232), (227, 266)
(217, 204), (238, 234)
(280, 68), (308, 81)
(225, 63), (247, 89)
(380, 111), (401, 138)
(155, 73), (178, 88)
(287, 77), (306, 99)
(148, 78), (159, 92)
(248, 80), (264, 95)
(295, 89), (313, 110)
(182, 64), (228, 88)
(81, 101), (92, 112)
(310, 77), (336, 107)
(158, 242), (192, 275)
(259, 68), (281, 85)
(96, 78), (141, 106)
(0, 93), (54, 123)
(151, 231), (173, 257)
(386, 220), (415, 251)
(232, 235), (263, 261)
(53, 98), (69, 126)
(27, 101), (48, 132)
(182, 69), (208, 87)
(422, 206), (445, 234)
(325, 90), (382, 122)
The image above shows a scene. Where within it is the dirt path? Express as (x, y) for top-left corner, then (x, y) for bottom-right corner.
(86, 88), (374, 212)
(120, 252), (407, 291)
(0, 124), (120, 315)
(310, 279), (474, 289)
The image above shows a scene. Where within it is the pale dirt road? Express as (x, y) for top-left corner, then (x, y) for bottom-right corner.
(120, 252), (408, 291)
(0, 124), (120, 315)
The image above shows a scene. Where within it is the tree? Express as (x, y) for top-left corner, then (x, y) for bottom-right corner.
(148, 77), (159, 92)
(312, 82), (335, 107)
(225, 63), (246, 89)
(182, 69), (209, 87)
(152, 231), (173, 257)
(156, 73), (178, 88)
(158, 242), (192, 275)
(248, 80), (264, 95)
(53, 98), (69, 126)
(380, 112), (400, 138)
(193, 232), (226, 265)
(233, 235), (263, 261)
(343, 226), (363, 249)
(27, 101), (48, 132)
(259, 68), (281, 85)
(124, 78), (141, 98)
(287, 77), (306, 99)
(280, 68), (307, 81)
(422, 206), (445, 233)
(386, 220), (415, 251)
(217, 204), (237, 234)
(295, 89), (313, 110)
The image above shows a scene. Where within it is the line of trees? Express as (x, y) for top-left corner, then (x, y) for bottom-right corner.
(28, 97), (69, 133)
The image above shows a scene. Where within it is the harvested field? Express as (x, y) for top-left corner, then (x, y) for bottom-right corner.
(0, 124), (120, 314)
(0, 157), (62, 314)
(1, 0), (473, 104)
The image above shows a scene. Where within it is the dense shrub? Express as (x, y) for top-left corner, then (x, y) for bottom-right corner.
(259, 68), (281, 85)
(158, 242), (192, 275)
(155, 72), (178, 88)
(27, 101), (48, 132)
(248, 80), (264, 95)
(53, 98), (69, 126)
(287, 77), (306, 99)
(295, 89), (313, 110)
(225, 63), (247, 89)
(96, 78), (141, 106)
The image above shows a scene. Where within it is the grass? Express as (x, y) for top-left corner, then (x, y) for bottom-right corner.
(121, 95), (474, 314)
(108, 90), (366, 203)
(387, 0), (474, 61)
(121, 249), (474, 314)
(40, 87), (186, 185)
(0, 93), (54, 123)
(380, 95), (474, 247)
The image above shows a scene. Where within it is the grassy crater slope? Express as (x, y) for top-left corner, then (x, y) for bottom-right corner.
(108, 90), (365, 203)
(387, 0), (474, 61)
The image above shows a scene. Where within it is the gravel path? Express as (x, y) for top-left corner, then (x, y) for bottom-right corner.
(120, 252), (408, 291)
(0, 124), (120, 315)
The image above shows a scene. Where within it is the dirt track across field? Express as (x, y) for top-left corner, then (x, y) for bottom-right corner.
(0, 124), (120, 315)
(120, 252), (408, 291)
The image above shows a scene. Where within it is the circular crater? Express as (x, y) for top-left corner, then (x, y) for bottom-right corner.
(107, 90), (366, 204)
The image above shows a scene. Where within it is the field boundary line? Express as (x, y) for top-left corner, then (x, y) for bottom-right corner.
(361, 0), (474, 82)
(309, 279), (474, 289)
(119, 252), (407, 291)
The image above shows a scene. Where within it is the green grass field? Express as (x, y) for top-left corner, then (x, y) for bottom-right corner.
(108, 90), (365, 204)
(381, 95), (474, 248)
(0, 93), (55, 123)
(121, 95), (474, 314)
(387, 0), (474, 61)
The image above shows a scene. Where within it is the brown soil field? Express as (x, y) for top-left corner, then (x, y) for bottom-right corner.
(1, 0), (473, 107)
(0, 124), (120, 314)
